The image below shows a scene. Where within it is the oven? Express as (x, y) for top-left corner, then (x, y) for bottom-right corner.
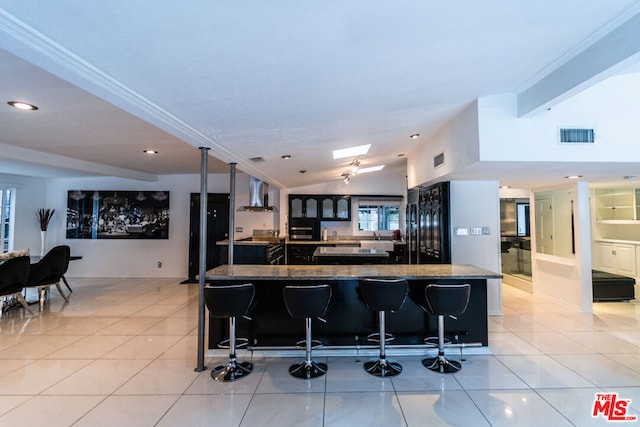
(289, 226), (315, 240)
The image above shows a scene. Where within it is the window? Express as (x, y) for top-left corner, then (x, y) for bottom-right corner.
(1, 188), (14, 253)
(358, 203), (400, 231)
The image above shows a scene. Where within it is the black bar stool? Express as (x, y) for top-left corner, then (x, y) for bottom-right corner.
(359, 278), (408, 377)
(421, 283), (471, 373)
(204, 283), (255, 382)
(283, 284), (332, 379)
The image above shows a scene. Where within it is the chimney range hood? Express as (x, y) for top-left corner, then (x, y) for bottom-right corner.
(237, 176), (277, 212)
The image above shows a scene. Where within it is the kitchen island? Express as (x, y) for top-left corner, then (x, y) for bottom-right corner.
(204, 264), (501, 353)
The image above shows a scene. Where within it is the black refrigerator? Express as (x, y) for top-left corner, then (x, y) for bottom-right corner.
(406, 188), (419, 264)
(418, 182), (450, 264)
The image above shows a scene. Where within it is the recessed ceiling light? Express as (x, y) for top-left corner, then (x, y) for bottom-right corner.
(281, 155), (292, 159)
(359, 165), (385, 174)
(500, 186), (510, 189)
(332, 144), (370, 160)
(564, 175), (583, 179)
(7, 101), (38, 110)
(143, 149), (158, 154)
(410, 133), (420, 139)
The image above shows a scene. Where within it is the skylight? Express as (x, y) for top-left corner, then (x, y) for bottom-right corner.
(332, 144), (371, 160)
(358, 165), (385, 174)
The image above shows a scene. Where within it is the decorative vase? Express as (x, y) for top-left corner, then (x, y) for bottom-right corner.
(40, 230), (47, 256)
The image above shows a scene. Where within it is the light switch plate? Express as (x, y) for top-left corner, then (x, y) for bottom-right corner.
(482, 227), (490, 235)
(454, 227), (469, 236)
(470, 227), (482, 235)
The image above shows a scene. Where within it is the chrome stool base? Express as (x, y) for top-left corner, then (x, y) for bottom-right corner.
(211, 360), (253, 382)
(289, 361), (327, 379)
(364, 358), (402, 377)
(422, 355), (461, 374)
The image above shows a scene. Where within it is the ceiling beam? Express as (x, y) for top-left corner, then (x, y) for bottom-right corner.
(518, 11), (640, 117)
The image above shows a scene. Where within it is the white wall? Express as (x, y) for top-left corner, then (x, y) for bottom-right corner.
(478, 93), (640, 163)
(449, 181), (503, 315)
(407, 101), (479, 189)
(11, 172), (281, 278)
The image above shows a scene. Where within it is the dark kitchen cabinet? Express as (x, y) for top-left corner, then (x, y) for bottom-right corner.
(418, 182), (450, 264)
(287, 244), (317, 264)
(320, 196), (351, 221)
(290, 196), (318, 219)
(219, 242), (285, 265)
(391, 243), (407, 264)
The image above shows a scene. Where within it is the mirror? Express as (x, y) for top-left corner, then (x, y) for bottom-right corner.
(534, 189), (575, 258)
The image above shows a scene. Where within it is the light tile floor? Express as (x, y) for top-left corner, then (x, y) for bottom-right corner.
(1, 278), (640, 426)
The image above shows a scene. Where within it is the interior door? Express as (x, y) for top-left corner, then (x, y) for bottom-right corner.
(188, 193), (230, 281)
(535, 197), (554, 255)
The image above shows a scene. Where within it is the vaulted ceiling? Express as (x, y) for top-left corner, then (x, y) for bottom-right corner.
(1, 2), (639, 189)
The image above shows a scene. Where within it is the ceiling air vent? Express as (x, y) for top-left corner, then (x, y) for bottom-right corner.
(434, 152), (445, 168)
(249, 156), (266, 163)
(559, 128), (595, 144)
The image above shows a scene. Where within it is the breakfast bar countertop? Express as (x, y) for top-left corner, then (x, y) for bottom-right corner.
(205, 264), (502, 281)
(312, 246), (390, 258)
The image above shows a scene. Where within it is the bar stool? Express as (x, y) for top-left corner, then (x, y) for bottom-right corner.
(359, 278), (408, 377)
(421, 283), (471, 373)
(283, 284), (332, 379)
(204, 283), (255, 382)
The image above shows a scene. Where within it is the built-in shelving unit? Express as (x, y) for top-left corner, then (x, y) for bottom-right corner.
(595, 188), (640, 223)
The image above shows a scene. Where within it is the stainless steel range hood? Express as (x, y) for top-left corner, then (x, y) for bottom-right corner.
(237, 176), (277, 212)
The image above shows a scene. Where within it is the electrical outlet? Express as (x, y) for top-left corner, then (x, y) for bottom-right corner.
(157, 261), (162, 268)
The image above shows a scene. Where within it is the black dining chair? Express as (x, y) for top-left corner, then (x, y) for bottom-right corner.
(25, 245), (70, 311)
(0, 256), (33, 319)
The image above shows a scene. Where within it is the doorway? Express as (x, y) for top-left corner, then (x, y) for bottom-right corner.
(187, 193), (230, 281)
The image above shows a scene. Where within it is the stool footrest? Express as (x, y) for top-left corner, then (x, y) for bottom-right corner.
(367, 332), (395, 344)
(295, 338), (323, 350)
(217, 337), (249, 350)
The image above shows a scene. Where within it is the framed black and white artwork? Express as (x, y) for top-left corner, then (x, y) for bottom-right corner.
(66, 190), (170, 239)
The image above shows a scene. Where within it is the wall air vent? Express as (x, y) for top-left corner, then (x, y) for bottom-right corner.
(559, 128), (595, 144)
(434, 152), (445, 168)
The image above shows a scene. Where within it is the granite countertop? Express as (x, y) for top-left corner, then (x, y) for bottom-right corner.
(313, 247), (390, 257)
(206, 264), (502, 281)
(217, 238), (407, 246)
(286, 239), (362, 245)
(216, 238), (285, 246)
(286, 239), (405, 246)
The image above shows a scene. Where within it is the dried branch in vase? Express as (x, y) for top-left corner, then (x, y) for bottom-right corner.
(36, 208), (55, 231)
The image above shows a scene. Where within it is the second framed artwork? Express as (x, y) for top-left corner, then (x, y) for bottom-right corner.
(66, 190), (170, 239)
